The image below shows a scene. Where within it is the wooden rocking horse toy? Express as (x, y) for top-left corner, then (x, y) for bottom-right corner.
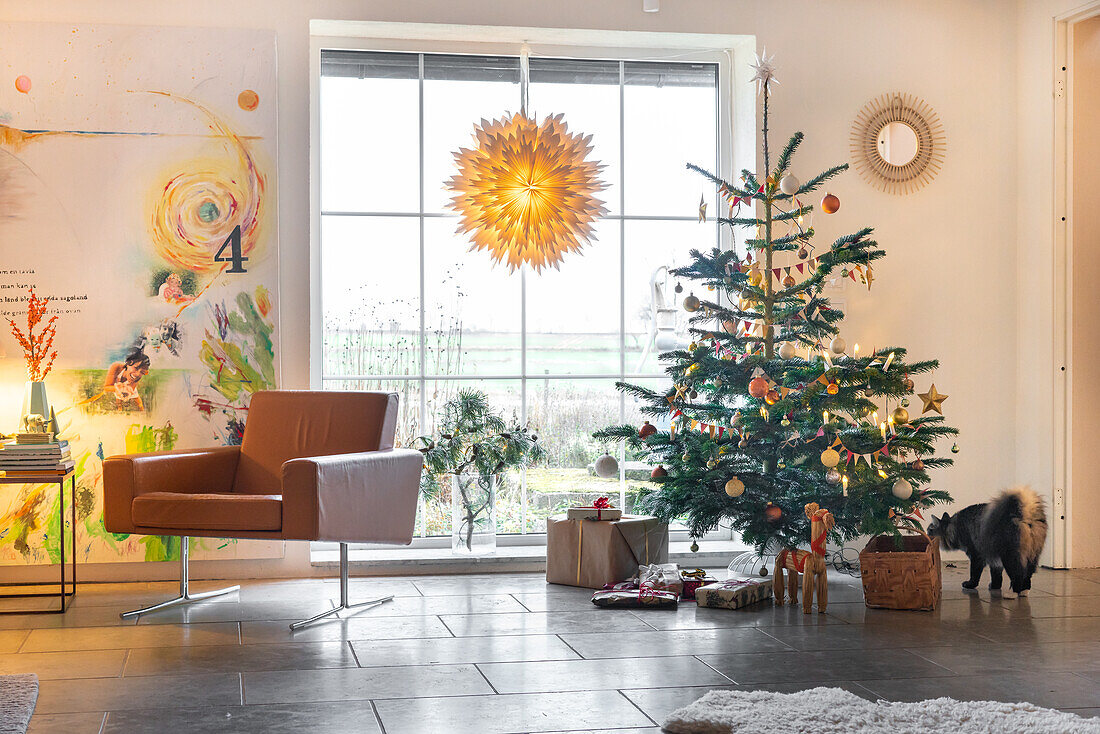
(772, 503), (836, 613)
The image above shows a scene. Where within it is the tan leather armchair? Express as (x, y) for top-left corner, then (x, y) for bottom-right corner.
(103, 390), (423, 627)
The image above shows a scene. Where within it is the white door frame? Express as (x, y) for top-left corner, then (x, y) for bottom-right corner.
(1053, 0), (1100, 570)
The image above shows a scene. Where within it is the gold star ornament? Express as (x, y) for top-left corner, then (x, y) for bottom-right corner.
(446, 112), (607, 273)
(917, 383), (948, 415)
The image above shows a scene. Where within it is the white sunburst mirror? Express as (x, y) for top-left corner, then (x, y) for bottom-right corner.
(850, 93), (945, 195)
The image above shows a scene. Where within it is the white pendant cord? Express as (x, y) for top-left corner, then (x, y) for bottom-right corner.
(520, 42), (531, 117)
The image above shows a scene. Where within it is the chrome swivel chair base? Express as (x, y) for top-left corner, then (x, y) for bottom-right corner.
(290, 542), (391, 630)
(120, 536), (240, 619)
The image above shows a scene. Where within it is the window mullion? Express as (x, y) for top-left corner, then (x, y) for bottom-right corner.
(417, 52), (428, 537)
(618, 59), (627, 508)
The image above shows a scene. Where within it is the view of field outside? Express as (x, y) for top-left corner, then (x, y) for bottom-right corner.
(320, 51), (719, 537)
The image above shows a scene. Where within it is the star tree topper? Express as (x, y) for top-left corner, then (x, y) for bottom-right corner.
(749, 51), (779, 92)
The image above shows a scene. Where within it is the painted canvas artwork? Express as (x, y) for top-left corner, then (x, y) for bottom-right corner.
(0, 23), (282, 564)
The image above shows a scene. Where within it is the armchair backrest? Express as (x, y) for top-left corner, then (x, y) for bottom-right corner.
(233, 390), (399, 494)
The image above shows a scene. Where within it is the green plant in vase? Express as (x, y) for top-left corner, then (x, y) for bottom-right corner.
(416, 389), (545, 554)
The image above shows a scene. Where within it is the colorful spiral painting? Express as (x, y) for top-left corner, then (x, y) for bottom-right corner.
(0, 24), (280, 566)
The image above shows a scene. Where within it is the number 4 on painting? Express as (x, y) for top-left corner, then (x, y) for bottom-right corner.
(214, 224), (248, 273)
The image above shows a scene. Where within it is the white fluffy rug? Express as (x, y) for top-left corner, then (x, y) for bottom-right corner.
(0, 674), (37, 734)
(662, 687), (1100, 734)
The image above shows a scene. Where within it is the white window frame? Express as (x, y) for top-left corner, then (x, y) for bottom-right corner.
(308, 23), (756, 553)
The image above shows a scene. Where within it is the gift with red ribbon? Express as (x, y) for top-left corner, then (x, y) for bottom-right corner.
(680, 568), (719, 600)
(591, 579), (679, 609)
(566, 496), (623, 522)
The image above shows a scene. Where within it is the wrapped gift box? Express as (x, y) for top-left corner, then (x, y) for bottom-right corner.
(592, 583), (679, 609)
(695, 577), (772, 610)
(680, 570), (719, 600)
(546, 514), (669, 589)
(566, 506), (623, 522)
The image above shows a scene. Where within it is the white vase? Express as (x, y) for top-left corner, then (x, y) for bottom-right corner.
(451, 473), (498, 556)
(20, 381), (51, 430)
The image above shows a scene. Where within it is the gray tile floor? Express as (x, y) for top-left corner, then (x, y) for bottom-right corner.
(1, 564), (1098, 733)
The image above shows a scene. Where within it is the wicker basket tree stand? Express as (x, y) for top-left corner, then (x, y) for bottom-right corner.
(859, 525), (942, 611)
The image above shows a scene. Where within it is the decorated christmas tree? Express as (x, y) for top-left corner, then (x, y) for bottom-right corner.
(596, 55), (958, 553)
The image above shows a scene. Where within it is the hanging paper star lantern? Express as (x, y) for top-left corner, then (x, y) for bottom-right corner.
(446, 111), (607, 273)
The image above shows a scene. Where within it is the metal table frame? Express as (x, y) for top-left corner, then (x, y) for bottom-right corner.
(0, 470), (77, 614)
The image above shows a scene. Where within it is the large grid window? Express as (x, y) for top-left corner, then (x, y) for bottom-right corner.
(320, 50), (720, 539)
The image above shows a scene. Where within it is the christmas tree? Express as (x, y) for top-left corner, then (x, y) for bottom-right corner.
(596, 55), (958, 553)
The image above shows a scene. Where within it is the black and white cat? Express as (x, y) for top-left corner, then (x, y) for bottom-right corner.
(927, 487), (1048, 599)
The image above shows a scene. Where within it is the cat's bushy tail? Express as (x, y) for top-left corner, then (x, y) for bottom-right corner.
(979, 486), (1048, 568)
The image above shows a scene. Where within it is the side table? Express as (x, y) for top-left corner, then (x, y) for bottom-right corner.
(0, 470), (77, 614)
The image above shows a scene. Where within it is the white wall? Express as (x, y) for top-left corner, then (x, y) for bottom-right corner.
(0, 0), (1022, 580)
(1071, 16), (1100, 567)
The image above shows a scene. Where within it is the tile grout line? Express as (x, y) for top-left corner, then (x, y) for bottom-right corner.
(472, 662), (500, 694)
(691, 653), (738, 685)
(615, 688), (659, 727)
(368, 699), (390, 734)
(510, 592), (536, 613)
(553, 634), (587, 660)
(347, 639), (363, 668)
(752, 627), (799, 651)
(436, 614), (458, 638)
(118, 648), (132, 678)
(14, 629), (31, 654)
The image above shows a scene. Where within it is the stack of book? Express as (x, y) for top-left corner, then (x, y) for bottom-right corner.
(0, 437), (73, 476)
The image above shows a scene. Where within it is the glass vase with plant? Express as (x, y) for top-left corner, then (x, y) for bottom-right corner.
(417, 389), (544, 555)
(6, 288), (60, 429)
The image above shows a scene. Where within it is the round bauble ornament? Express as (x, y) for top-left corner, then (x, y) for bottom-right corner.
(891, 406), (910, 425)
(738, 437), (748, 449)
(689, 341), (698, 351)
(901, 398), (910, 408)
(892, 478), (913, 500)
(780, 418), (791, 427)
(778, 342), (796, 360)
(829, 336), (847, 355)
(651, 464), (667, 479)
(764, 503), (783, 522)
(821, 192), (841, 214)
(594, 453), (619, 478)
(638, 421), (657, 438)
(902, 376), (914, 391)
(686, 362), (700, 375)
(706, 457), (718, 469)
(759, 566), (770, 577)
(765, 389), (780, 405)
(748, 377), (769, 399)
(783, 274), (796, 288)
(683, 294), (700, 312)
(826, 469), (842, 484)
(798, 247), (809, 260)
(713, 377), (723, 389)
(779, 174), (800, 196)
(690, 540), (699, 553)
(682, 451), (691, 462)
(951, 443), (960, 454)
(820, 448), (841, 468)
(688, 389), (699, 400)
(777, 459), (786, 469)
(826, 381), (839, 395)
(674, 282), (683, 294)
(724, 477), (745, 497)
(912, 458), (925, 471)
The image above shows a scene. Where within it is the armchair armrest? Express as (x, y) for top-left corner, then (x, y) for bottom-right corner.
(281, 448), (423, 543)
(103, 446), (242, 533)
